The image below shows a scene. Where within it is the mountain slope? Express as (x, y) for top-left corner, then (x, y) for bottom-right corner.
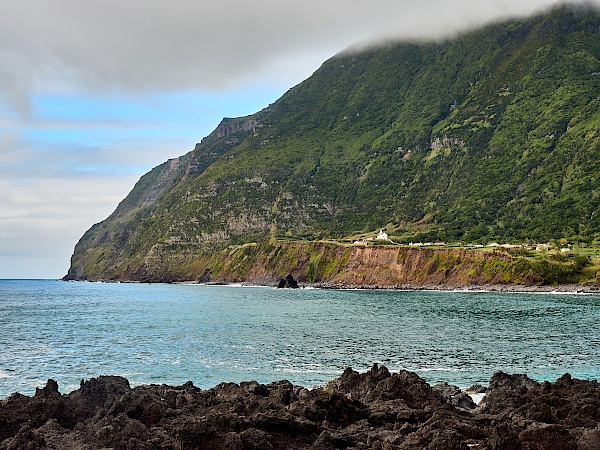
(65, 5), (600, 281)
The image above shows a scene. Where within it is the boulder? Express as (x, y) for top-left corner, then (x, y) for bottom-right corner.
(277, 274), (299, 288)
(432, 383), (476, 410)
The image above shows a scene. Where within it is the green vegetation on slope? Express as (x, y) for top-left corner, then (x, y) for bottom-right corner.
(65, 5), (600, 282)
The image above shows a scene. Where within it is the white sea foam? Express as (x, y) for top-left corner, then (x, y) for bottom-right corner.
(203, 283), (271, 288)
(276, 368), (341, 375)
(545, 290), (595, 296)
(0, 370), (12, 379)
(451, 289), (490, 293)
(409, 286), (600, 296)
(224, 344), (256, 350)
(469, 393), (486, 405)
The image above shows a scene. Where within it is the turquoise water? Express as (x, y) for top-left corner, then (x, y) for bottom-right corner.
(1, 279), (599, 398)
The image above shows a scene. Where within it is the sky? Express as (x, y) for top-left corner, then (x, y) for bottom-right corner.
(0, 0), (596, 279)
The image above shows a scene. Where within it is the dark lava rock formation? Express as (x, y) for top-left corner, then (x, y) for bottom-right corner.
(1, 364), (599, 449)
(277, 274), (299, 289)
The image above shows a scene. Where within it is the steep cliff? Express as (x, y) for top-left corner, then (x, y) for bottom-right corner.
(65, 238), (594, 288)
(66, 5), (600, 281)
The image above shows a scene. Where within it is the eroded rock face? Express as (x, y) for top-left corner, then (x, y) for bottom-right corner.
(1, 365), (599, 449)
(432, 382), (477, 410)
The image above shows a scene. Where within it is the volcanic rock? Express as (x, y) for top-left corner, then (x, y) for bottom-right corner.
(277, 274), (299, 289)
(1, 366), (599, 449)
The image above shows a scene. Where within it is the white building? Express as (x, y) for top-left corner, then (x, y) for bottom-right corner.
(377, 230), (389, 240)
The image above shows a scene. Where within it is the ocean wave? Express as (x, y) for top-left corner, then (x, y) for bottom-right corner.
(469, 393), (486, 404)
(275, 368), (341, 375)
(3, 280), (600, 399)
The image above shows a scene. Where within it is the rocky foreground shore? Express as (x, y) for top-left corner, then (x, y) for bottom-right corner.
(1, 365), (599, 449)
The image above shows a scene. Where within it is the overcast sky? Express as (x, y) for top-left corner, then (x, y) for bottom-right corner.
(0, 0), (596, 278)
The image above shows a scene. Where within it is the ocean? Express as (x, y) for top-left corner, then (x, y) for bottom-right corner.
(1, 279), (599, 399)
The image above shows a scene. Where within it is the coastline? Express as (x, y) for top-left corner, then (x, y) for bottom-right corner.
(309, 281), (600, 294)
(2, 365), (599, 449)
(67, 241), (600, 288)
(78, 276), (600, 295)
(3, 281), (600, 447)
(198, 279), (600, 294)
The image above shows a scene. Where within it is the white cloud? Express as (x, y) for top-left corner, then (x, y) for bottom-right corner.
(2, 0), (595, 110)
(0, 175), (139, 277)
(0, 130), (188, 278)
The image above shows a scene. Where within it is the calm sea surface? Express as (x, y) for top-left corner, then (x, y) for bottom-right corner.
(1, 279), (599, 398)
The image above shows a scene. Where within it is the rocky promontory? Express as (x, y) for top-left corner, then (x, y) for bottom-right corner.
(1, 364), (599, 449)
(65, 6), (600, 287)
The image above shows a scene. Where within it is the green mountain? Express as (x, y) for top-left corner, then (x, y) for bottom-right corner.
(65, 5), (600, 281)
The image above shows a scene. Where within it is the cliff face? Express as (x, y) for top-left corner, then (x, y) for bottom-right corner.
(65, 5), (600, 281)
(65, 238), (592, 287)
(63, 156), (189, 281)
(205, 242), (591, 287)
(332, 246), (518, 286)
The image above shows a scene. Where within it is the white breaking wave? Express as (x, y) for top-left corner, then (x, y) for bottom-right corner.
(470, 393), (486, 405)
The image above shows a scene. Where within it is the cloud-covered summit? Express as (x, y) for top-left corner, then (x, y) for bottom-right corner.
(1, 0), (597, 278)
(2, 0), (594, 114)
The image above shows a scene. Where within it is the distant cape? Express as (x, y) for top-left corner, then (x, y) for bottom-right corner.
(65, 4), (600, 283)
